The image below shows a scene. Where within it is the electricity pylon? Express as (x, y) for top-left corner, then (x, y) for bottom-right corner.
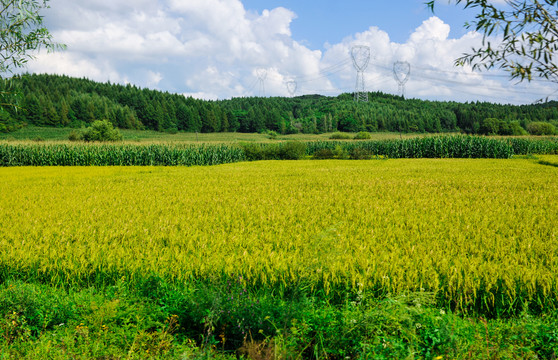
(256, 68), (267, 97)
(286, 79), (297, 97)
(351, 45), (371, 102)
(393, 61), (411, 98)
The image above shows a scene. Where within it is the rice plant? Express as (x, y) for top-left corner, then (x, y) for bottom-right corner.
(1, 158), (557, 316)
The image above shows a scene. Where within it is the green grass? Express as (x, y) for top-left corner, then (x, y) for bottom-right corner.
(0, 126), (76, 141)
(1, 279), (557, 359)
(0, 126), (455, 143)
(3, 126), (557, 147)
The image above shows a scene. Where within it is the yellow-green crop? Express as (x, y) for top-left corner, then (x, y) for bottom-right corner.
(1, 158), (557, 315)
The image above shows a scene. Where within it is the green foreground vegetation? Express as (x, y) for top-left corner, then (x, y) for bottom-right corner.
(1, 158), (557, 358)
(1, 280), (557, 360)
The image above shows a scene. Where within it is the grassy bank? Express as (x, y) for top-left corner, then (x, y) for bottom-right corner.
(2, 280), (557, 359)
(1, 127), (429, 143)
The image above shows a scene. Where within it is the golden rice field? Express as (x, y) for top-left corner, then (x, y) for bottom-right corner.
(1, 157), (557, 314)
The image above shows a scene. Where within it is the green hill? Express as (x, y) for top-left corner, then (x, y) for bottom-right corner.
(1, 73), (557, 135)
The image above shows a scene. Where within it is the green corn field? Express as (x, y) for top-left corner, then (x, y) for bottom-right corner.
(2, 136), (557, 166)
(0, 143), (246, 166)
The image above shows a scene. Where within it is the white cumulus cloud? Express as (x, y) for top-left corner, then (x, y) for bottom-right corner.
(24, 0), (555, 104)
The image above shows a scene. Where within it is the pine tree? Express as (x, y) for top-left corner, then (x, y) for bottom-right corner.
(24, 94), (42, 125)
(59, 98), (70, 126)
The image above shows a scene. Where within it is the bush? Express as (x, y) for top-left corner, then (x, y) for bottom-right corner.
(267, 130), (278, 140)
(240, 142), (306, 161)
(477, 118), (528, 136)
(349, 147), (373, 159)
(501, 121), (528, 136)
(68, 130), (82, 142)
(332, 145), (349, 159)
(527, 122), (557, 136)
(239, 142), (265, 161)
(313, 148), (335, 159)
(278, 141), (306, 160)
(479, 118), (500, 135)
(354, 131), (372, 140)
(0, 282), (77, 338)
(329, 132), (351, 140)
(81, 120), (123, 142)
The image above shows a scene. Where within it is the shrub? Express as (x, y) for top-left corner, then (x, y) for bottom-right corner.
(313, 148), (335, 159)
(501, 121), (528, 136)
(329, 132), (351, 140)
(81, 120), (123, 142)
(354, 131), (372, 140)
(68, 130), (82, 142)
(349, 147), (373, 159)
(240, 142), (306, 160)
(267, 130), (278, 140)
(479, 118), (500, 135)
(278, 141), (306, 160)
(527, 122), (557, 136)
(239, 142), (265, 161)
(333, 145), (349, 159)
(0, 282), (77, 338)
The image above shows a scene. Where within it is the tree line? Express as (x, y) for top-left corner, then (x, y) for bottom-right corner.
(1, 73), (557, 135)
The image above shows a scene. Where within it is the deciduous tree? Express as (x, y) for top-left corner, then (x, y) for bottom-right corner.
(1, 0), (63, 109)
(427, 0), (558, 84)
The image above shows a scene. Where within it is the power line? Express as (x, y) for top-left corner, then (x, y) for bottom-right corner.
(413, 64), (552, 83)
(297, 59), (352, 84)
(411, 71), (554, 97)
(369, 60), (555, 98)
(229, 47), (556, 102)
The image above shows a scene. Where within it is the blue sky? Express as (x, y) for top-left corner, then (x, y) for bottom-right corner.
(242, 0), (477, 47)
(27, 0), (555, 104)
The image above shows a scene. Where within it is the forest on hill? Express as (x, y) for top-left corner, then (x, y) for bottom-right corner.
(1, 73), (557, 135)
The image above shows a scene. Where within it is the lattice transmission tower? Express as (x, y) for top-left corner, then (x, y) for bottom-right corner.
(351, 45), (371, 102)
(393, 61), (411, 98)
(285, 79), (297, 97)
(256, 68), (267, 97)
